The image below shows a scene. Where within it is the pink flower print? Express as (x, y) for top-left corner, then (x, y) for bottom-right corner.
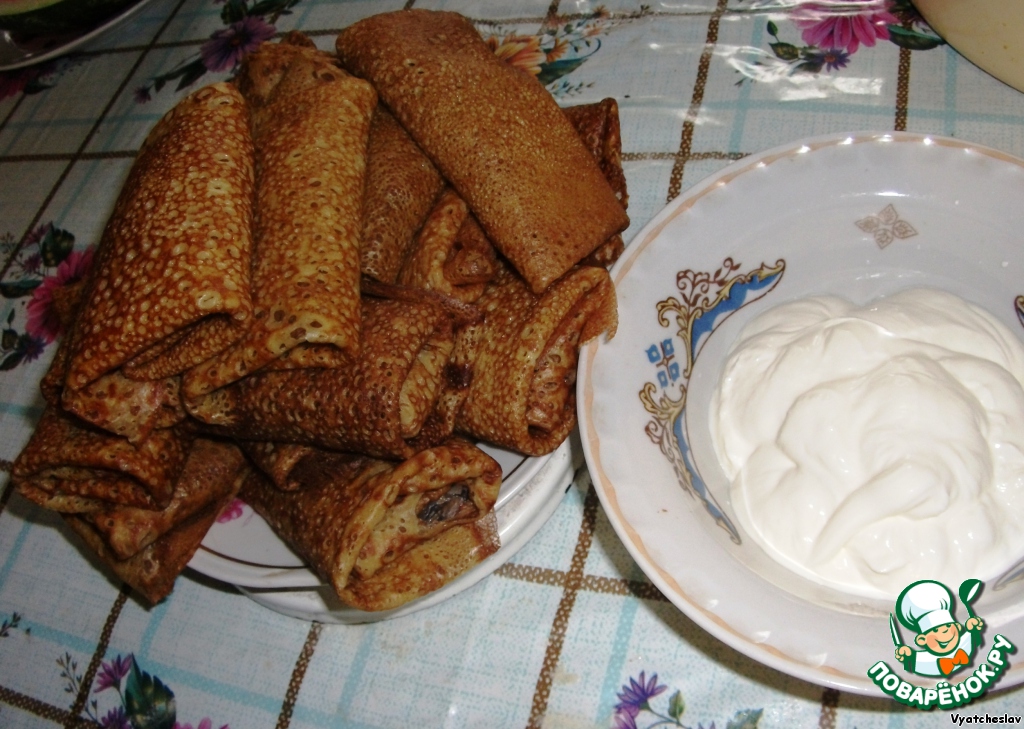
(0, 64), (48, 100)
(25, 246), (95, 344)
(174, 720), (229, 729)
(216, 498), (245, 524)
(794, 1), (898, 55)
(200, 16), (276, 73)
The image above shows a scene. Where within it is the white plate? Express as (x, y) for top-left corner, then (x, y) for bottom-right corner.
(914, 0), (1024, 94)
(578, 132), (1024, 695)
(189, 438), (578, 623)
(0, 0), (155, 72)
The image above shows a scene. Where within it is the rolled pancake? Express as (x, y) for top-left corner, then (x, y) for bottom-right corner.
(453, 263), (617, 455)
(183, 48), (377, 399)
(234, 30), (325, 111)
(239, 438), (502, 611)
(13, 407), (191, 512)
(395, 100), (626, 291)
(82, 439), (247, 559)
(61, 83), (255, 439)
(41, 252), (174, 426)
(187, 297), (458, 459)
(396, 188), (497, 303)
(63, 475), (242, 605)
(239, 440), (317, 491)
(52, 317), (184, 445)
(336, 9), (629, 294)
(563, 98), (629, 213)
(564, 99), (629, 269)
(361, 106), (446, 283)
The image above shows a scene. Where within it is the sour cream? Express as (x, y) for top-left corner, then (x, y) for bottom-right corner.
(710, 287), (1024, 598)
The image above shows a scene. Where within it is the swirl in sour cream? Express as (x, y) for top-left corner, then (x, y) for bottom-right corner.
(710, 287), (1024, 598)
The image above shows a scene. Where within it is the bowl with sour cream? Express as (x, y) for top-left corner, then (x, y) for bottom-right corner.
(578, 131), (1024, 695)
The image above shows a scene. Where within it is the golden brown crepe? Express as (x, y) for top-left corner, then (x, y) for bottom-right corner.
(183, 43), (377, 400)
(361, 106), (446, 283)
(396, 188), (497, 303)
(239, 441), (318, 491)
(13, 407), (192, 512)
(234, 30), (325, 111)
(63, 473), (242, 605)
(82, 439), (247, 559)
(239, 438), (502, 611)
(564, 99), (629, 269)
(187, 296), (459, 459)
(564, 98), (629, 213)
(336, 9), (629, 294)
(60, 83), (255, 440)
(452, 262), (617, 455)
(391, 100), (627, 292)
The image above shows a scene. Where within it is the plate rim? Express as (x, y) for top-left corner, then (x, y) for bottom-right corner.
(189, 441), (565, 588)
(578, 129), (1024, 695)
(236, 438), (578, 624)
(0, 0), (156, 72)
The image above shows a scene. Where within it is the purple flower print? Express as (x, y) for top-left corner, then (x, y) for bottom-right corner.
(20, 251), (43, 276)
(821, 48), (851, 71)
(805, 47), (851, 72)
(100, 706), (131, 729)
(21, 222), (51, 251)
(94, 654), (133, 693)
(20, 335), (45, 363)
(609, 672), (761, 728)
(175, 720), (229, 729)
(613, 710), (640, 729)
(200, 16), (276, 73)
(794, 1), (898, 55)
(615, 671), (668, 717)
(134, 85), (152, 104)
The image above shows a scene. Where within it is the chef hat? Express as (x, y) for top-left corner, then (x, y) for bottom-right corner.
(896, 580), (956, 634)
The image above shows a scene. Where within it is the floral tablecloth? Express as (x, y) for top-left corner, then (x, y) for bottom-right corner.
(3, 1), (1024, 727)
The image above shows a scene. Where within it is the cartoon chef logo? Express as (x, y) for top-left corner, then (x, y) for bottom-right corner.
(892, 579), (983, 678)
(868, 578), (1016, 709)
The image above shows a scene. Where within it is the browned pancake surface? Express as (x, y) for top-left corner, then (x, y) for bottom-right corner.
(13, 407), (192, 511)
(336, 9), (629, 293)
(240, 438), (501, 611)
(361, 106), (446, 283)
(188, 297), (457, 459)
(83, 439), (247, 559)
(453, 263), (617, 455)
(63, 83), (254, 395)
(184, 49), (376, 399)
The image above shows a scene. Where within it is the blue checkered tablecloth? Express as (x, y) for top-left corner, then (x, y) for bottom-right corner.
(3, 1), (1024, 727)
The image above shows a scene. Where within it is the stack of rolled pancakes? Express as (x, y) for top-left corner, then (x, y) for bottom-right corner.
(12, 10), (628, 612)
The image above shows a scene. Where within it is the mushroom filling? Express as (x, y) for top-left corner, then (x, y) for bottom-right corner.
(353, 481), (479, 579)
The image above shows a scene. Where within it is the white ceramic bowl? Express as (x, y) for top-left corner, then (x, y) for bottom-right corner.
(578, 131), (1024, 694)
